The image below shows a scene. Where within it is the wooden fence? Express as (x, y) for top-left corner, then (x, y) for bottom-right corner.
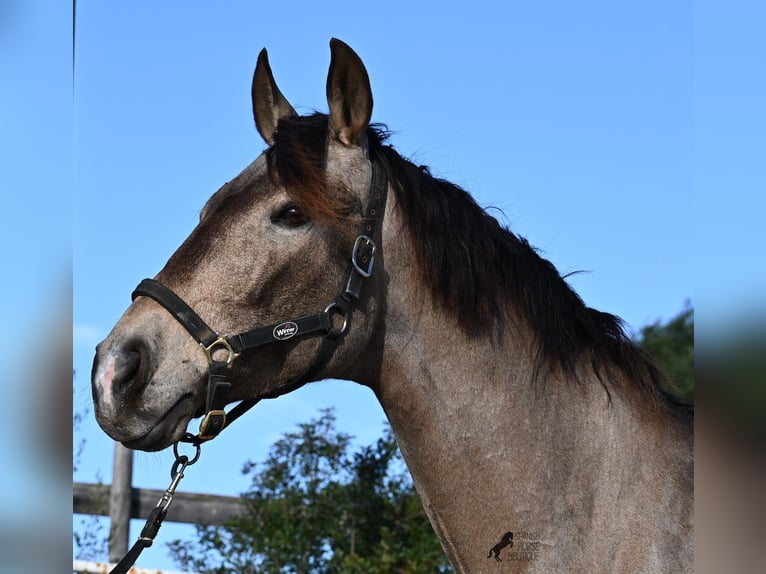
(72, 481), (246, 524)
(73, 443), (247, 563)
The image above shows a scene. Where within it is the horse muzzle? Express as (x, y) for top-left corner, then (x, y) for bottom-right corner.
(91, 336), (200, 450)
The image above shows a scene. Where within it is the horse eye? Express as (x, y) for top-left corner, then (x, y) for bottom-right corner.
(272, 204), (309, 227)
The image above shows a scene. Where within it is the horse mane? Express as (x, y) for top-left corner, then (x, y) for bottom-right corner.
(269, 113), (665, 401)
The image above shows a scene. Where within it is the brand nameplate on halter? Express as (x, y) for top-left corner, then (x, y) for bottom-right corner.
(273, 321), (299, 341)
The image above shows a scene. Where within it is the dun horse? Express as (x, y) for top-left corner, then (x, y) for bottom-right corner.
(92, 39), (693, 573)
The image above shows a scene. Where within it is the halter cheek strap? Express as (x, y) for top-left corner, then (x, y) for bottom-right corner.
(131, 156), (388, 443)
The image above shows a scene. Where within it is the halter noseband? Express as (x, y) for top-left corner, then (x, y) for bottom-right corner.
(131, 157), (388, 443)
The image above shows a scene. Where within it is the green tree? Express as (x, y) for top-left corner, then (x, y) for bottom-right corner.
(168, 409), (450, 573)
(635, 301), (694, 404)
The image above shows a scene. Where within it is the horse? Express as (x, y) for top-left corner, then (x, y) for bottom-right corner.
(91, 39), (693, 573)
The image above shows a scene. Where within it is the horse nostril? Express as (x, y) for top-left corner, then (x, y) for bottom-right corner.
(113, 350), (142, 393)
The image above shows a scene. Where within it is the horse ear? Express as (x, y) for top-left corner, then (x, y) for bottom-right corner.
(252, 48), (297, 145)
(326, 38), (373, 147)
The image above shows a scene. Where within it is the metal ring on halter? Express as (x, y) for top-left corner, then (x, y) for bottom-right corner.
(324, 301), (349, 337)
(200, 335), (240, 365)
(173, 438), (201, 466)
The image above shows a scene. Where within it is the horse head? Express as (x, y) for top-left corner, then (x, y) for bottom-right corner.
(91, 39), (384, 450)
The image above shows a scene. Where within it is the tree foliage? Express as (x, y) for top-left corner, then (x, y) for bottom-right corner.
(168, 409), (451, 573)
(634, 301), (694, 403)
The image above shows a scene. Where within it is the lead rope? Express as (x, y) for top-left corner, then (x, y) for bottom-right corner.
(108, 439), (201, 574)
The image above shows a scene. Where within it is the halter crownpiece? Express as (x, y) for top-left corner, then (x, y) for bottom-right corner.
(131, 156), (388, 443)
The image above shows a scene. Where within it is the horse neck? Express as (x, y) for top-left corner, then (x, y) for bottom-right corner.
(369, 209), (693, 572)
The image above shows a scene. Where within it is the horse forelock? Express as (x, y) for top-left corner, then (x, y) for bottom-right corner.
(267, 113), (353, 226)
(265, 112), (669, 404)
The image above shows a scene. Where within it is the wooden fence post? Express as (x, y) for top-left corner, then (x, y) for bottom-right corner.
(108, 442), (134, 562)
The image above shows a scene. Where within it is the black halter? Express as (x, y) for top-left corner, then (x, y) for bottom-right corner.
(110, 158), (387, 574)
(131, 157), (388, 444)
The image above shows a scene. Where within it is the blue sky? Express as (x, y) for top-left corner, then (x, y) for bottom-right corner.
(2, 0), (764, 571)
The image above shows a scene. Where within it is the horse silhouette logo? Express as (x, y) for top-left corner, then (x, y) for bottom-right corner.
(488, 531), (514, 562)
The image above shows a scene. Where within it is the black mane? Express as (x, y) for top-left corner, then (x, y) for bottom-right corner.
(270, 113), (664, 399)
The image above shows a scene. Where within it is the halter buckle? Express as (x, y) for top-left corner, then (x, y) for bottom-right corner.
(351, 235), (376, 278)
(200, 335), (239, 366)
(198, 409), (227, 440)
